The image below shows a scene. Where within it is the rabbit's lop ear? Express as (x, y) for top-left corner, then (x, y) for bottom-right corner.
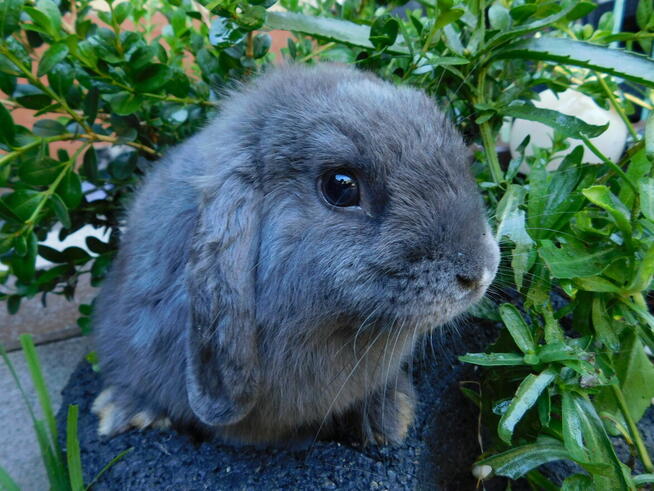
(185, 170), (261, 427)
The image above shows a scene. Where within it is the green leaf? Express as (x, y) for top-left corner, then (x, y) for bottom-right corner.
(48, 194), (70, 228)
(133, 63), (172, 93)
(608, 333), (654, 425)
(38, 244), (67, 263)
(633, 474), (654, 486)
(105, 91), (140, 116)
(55, 170), (82, 208)
(561, 474), (593, 490)
(539, 240), (620, 279)
(253, 33), (271, 59)
(459, 352), (526, 366)
(434, 8), (464, 31)
(14, 84), (52, 110)
(0, 466), (20, 491)
(86, 236), (112, 254)
(369, 15), (399, 50)
(499, 303), (535, 354)
(488, 4), (511, 30)
(502, 102), (608, 140)
(19, 156), (64, 186)
(1, 189), (42, 221)
(265, 11), (409, 54)
(592, 297), (619, 351)
(66, 405), (84, 491)
(33, 119), (67, 137)
(476, 436), (570, 480)
(236, 5), (266, 31)
(639, 178), (654, 222)
(486, 3), (578, 50)
(574, 276), (622, 293)
(582, 186), (632, 237)
(562, 391), (632, 488)
(646, 113), (654, 161)
(19, 334), (62, 462)
(498, 368), (557, 444)
(0, 0), (24, 39)
(37, 43), (69, 76)
(113, 2), (131, 25)
(495, 36), (654, 89)
(35, 0), (61, 38)
(0, 101), (15, 146)
(208, 17), (246, 49)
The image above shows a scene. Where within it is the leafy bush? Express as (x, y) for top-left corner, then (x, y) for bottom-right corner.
(2, 0), (654, 488)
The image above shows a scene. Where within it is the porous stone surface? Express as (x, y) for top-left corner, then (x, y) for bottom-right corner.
(57, 322), (502, 490)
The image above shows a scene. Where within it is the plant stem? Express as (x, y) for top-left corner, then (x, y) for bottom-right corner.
(474, 68), (503, 184)
(0, 45), (93, 134)
(595, 73), (638, 140)
(611, 383), (654, 473)
(0, 133), (159, 170)
(580, 135), (638, 193)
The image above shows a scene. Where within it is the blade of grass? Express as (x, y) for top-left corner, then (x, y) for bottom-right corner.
(67, 405), (84, 491)
(0, 467), (20, 491)
(84, 448), (134, 491)
(34, 419), (68, 490)
(19, 334), (61, 457)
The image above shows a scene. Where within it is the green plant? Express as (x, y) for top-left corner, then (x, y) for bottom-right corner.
(0, 335), (131, 490)
(2, 0), (654, 488)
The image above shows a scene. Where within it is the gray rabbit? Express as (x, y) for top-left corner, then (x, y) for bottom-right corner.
(92, 64), (499, 445)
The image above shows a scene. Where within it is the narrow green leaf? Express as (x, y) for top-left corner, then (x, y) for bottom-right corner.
(639, 178), (654, 222)
(633, 474), (654, 485)
(265, 11), (409, 54)
(486, 3), (578, 51)
(33, 119), (67, 137)
(499, 303), (535, 354)
(458, 352), (526, 366)
(0, 467), (20, 491)
(67, 405), (84, 491)
(498, 368), (557, 444)
(592, 297), (620, 351)
(562, 391), (633, 488)
(582, 186), (631, 237)
(34, 419), (67, 490)
(476, 436), (570, 480)
(574, 276), (622, 293)
(0, 101), (15, 146)
(85, 447), (134, 490)
(502, 102), (608, 140)
(20, 334), (60, 454)
(495, 37), (654, 88)
(561, 474), (593, 490)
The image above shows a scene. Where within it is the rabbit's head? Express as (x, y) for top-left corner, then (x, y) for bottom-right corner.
(184, 64), (499, 428)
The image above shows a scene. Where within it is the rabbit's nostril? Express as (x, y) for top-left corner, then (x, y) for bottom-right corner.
(456, 273), (479, 290)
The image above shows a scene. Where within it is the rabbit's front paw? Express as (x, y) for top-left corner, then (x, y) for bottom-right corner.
(368, 385), (415, 445)
(92, 387), (170, 437)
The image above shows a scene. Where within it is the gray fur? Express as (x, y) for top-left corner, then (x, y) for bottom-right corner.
(93, 64), (500, 445)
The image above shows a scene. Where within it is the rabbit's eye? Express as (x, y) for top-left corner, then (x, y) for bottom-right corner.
(321, 171), (360, 207)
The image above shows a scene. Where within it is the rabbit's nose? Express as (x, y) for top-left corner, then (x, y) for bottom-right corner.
(456, 268), (493, 291)
(456, 273), (481, 290)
